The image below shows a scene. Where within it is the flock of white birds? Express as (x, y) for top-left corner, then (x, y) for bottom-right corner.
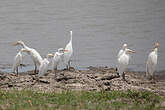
(12, 31), (73, 77)
(12, 30), (159, 80)
(117, 42), (159, 80)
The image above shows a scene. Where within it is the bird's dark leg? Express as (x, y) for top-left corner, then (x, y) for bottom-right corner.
(20, 64), (23, 69)
(115, 65), (119, 76)
(152, 73), (156, 80)
(34, 64), (37, 74)
(66, 63), (69, 70)
(54, 67), (57, 77)
(115, 67), (119, 76)
(16, 67), (18, 76)
(122, 72), (126, 81)
(68, 61), (71, 70)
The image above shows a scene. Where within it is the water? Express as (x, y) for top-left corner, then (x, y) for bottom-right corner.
(0, 0), (164, 72)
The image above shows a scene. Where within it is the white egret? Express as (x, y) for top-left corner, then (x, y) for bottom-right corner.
(13, 40), (43, 73)
(146, 42), (159, 80)
(117, 47), (136, 80)
(116, 43), (128, 71)
(38, 53), (54, 76)
(52, 48), (68, 76)
(64, 31), (73, 70)
(12, 48), (30, 75)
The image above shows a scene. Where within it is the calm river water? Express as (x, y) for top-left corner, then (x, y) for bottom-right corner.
(0, 0), (164, 72)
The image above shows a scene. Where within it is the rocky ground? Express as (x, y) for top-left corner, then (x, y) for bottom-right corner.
(0, 66), (165, 96)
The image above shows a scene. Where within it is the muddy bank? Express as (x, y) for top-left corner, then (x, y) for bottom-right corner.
(0, 67), (165, 96)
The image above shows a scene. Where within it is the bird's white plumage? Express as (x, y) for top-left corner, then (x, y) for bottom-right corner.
(146, 42), (159, 79)
(118, 44), (127, 58)
(64, 31), (73, 69)
(38, 58), (49, 76)
(52, 53), (61, 71)
(13, 40), (43, 73)
(38, 54), (53, 76)
(146, 51), (157, 77)
(28, 48), (43, 65)
(52, 48), (65, 74)
(117, 48), (135, 79)
(12, 48), (27, 74)
(118, 51), (129, 76)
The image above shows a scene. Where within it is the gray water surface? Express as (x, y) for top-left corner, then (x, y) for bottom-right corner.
(0, 0), (164, 72)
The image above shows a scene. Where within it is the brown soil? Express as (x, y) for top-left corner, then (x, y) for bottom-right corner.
(0, 66), (165, 96)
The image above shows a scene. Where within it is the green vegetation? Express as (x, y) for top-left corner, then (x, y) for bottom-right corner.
(0, 89), (164, 110)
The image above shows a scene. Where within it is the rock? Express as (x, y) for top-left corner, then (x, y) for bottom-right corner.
(56, 74), (75, 82)
(0, 75), (7, 80)
(8, 83), (13, 88)
(101, 75), (120, 80)
(103, 81), (111, 86)
(39, 79), (50, 84)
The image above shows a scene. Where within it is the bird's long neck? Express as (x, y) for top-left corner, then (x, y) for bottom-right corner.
(124, 48), (129, 55)
(122, 47), (126, 50)
(124, 47), (127, 52)
(70, 31), (72, 43)
(19, 50), (23, 54)
(20, 42), (30, 50)
(154, 48), (158, 54)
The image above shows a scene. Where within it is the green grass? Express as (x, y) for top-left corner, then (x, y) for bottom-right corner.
(0, 89), (164, 110)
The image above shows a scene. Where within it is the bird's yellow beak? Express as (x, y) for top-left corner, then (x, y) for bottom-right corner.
(25, 49), (30, 53)
(127, 49), (136, 53)
(13, 42), (19, 46)
(48, 54), (54, 57)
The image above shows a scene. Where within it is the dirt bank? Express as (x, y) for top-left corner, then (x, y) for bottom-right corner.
(0, 67), (165, 96)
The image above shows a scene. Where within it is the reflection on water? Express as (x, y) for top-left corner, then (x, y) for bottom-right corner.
(0, 0), (164, 72)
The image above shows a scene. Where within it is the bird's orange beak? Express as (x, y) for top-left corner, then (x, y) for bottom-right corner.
(48, 53), (54, 57)
(127, 49), (136, 53)
(25, 50), (30, 53)
(13, 42), (19, 46)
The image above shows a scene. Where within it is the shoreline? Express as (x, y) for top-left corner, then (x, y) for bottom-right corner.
(0, 66), (165, 97)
